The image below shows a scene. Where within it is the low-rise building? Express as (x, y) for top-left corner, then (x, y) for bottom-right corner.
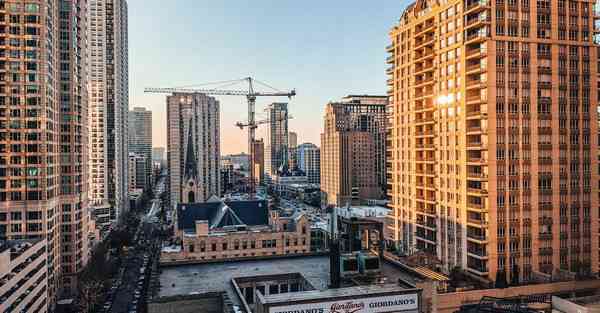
(0, 239), (48, 313)
(162, 198), (310, 263)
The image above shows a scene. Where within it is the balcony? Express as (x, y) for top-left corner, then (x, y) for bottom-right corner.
(467, 248), (489, 258)
(467, 266), (489, 275)
(466, 141), (484, 150)
(467, 187), (488, 195)
(466, 29), (489, 44)
(467, 218), (488, 227)
(386, 65), (395, 75)
(538, 232), (553, 240)
(386, 55), (394, 64)
(467, 158), (486, 166)
(465, 13), (491, 30)
(414, 22), (435, 37)
(467, 233), (488, 243)
(414, 77), (435, 88)
(386, 44), (394, 52)
(466, 63), (487, 74)
(466, 0), (490, 13)
(414, 34), (435, 49)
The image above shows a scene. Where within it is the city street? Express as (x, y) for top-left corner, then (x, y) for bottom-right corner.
(103, 176), (165, 313)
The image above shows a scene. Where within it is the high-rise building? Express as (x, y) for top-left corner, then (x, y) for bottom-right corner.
(129, 107), (152, 189)
(128, 153), (147, 191)
(152, 147), (166, 164)
(297, 143), (321, 184)
(289, 131), (298, 169)
(252, 139), (265, 186)
(265, 103), (289, 180)
(0, 0), (90, 300)
(167, 93), (220, 207)
(320, 96), (387, 206)
(88, 0), (129, 233)
(386, 0), (599, 283)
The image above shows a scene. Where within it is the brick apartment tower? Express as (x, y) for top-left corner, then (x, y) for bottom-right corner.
(88, 0), (129, 234)
(386, 0), (599, 284)
(0, 0), (90, 302)
(320, 96), (387, 207)
(252, 139), (265, 186)
(167, 93), (221, 208)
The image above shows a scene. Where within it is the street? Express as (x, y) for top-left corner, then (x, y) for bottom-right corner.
(102, 176), (165, 313)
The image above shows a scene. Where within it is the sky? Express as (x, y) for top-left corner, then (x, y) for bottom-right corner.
(129, 0), (409, 155)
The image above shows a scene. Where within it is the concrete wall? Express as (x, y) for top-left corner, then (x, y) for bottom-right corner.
(148, 297), (223, 313)
(435, 279), (600, 313)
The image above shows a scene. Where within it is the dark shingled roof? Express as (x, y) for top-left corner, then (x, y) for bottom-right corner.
(177, 199), (269, 232)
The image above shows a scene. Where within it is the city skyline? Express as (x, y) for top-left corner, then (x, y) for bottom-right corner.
(129, 0), (406, 154)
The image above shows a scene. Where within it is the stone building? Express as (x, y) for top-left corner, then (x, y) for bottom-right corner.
(162, 198), (310, 263)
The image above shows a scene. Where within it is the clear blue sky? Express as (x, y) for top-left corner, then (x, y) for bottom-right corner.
(129, 0), (409, 154)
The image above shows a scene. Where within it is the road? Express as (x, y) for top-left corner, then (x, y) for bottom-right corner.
(106, 175), (165, 313)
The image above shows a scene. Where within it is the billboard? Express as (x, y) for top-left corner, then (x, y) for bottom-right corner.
(268, 293), (419, 313)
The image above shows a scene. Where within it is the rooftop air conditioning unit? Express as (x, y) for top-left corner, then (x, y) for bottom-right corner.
(358, 252), (381, 275)
(340, 253), (359, 278)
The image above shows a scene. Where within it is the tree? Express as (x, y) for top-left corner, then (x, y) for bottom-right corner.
(78, 242), (112, 312)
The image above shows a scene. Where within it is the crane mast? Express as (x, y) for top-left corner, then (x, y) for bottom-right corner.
(144, 77), (296, 196)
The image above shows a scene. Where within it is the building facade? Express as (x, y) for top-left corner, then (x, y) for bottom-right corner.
(265, 103), (289, 179)
(128, 153), (147, 192)
(252, 139), (265, 186)
(162, 199), (310, 263)
(0, 0), (90, 300)
(0, 239), (48, 313)
(128, 107), (152, 189)
(386, 0), (599, 283)
(88, 0), (129, 232)
(288, 131), (298, 169)
(297, 143), (321, 184)
(320, 96), (387, 207)
(167, 93), (220, 207)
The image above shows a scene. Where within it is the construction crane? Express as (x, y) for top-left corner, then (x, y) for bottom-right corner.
(144, 77), (296, 195)
(234, 115), (293, 129)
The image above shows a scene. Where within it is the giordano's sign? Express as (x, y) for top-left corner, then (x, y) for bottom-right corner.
(268, 293), (419, 313)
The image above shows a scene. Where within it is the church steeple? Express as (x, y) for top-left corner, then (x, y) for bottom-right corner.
(184, 117), (198, 181)
(182, 117), (199, 203)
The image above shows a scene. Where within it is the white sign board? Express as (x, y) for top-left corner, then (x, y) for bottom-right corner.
(269, 293), (419, 313)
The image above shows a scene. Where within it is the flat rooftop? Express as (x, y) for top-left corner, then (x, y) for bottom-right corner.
(158, 255), (420, 307)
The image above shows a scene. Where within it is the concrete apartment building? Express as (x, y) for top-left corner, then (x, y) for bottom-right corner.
(297, 143), (321, 184)
(252, 139), (265, 186)
(88, 0), (129, 234)
(288, 131), (298, 169)
(167, 93), (220, 207)
(265, 103), (289, 180)
(162, 198), (310, 263)
(128, 153), (147, 192)
(0, 239), (48, 313)
(320, 96), (387, 207)
(0, 0), (90, 300)
(129, 107), (153, 189)
(386, 0), (599, 284)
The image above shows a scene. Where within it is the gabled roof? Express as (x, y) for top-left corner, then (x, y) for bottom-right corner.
(177, 199), (269, 232)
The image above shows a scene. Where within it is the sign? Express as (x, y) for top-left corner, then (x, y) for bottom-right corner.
(269, 293), (419, 313)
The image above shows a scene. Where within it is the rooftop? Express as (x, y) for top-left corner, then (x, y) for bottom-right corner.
(0, 239), (43, 260)
(157, 255), (421, 308)
(177, 199), (269, 232)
